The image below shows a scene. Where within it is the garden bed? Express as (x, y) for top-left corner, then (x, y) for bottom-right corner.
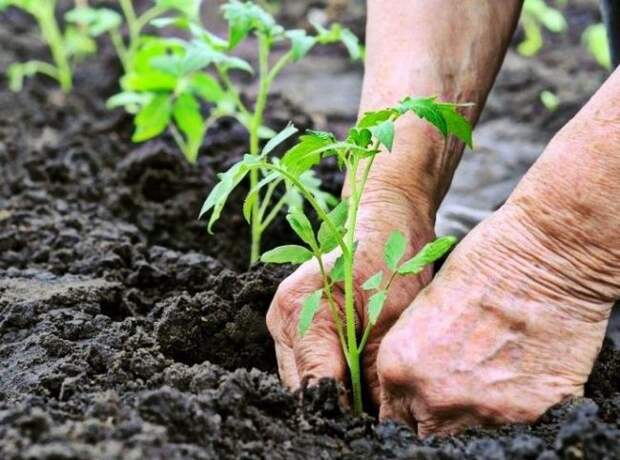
(1, 1), (620, 459)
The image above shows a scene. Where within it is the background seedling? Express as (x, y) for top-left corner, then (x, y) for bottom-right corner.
(0, 0), (118, 91)
(114, 0), (362, 263)
(202, 96), (473, 414)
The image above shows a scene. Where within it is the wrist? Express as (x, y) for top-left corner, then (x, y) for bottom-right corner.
(344, 116), (463, 223)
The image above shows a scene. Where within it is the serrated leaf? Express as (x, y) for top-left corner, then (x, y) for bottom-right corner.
(371, 120), (395, 151)
(221, 0), (281, 49)
(399, 96), (447, 135)
(398, 236), (457, 275)
(298, 289), (323, 337)
(261, 245), (313, 264)
(172, 93), (205, 162)
(384, 230), (407, 271)
(317, 200), (348, 252)
(357, 109), (397, 129)
(132, 94), (172, 142)
(399, 96), (473, 148)
(368, 290), (387, 325)
(281, 132), (336, 176)
(286, 29), (316, 61)
(261, 123), (298, 157)
(362, 271), (383, 291)
(347, 127), (372, 149)
(437, 104), (473, 148)
(286, 208), (317, 249)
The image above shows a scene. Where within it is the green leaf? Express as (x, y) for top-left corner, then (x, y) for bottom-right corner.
(314, 22), (363, 61)
(286, 208), (317, 249)
(172, 93), (205, 163)
(398, 236), (457, 275)
(122, 71), (178, 92)
(583, 23), (611, 70)
(347, 128), (372, 149)
(106, 91), (150, 111)
(190, 73), (225, 102)
(330, 254), (345, 283)
(65, 7), (122, 37)
(299, 170), (338, 211)
(368, 290), (387, 325)
(437, 103), (474, 148)
(362, 271), (383, 291)
(317, 200), (348, 252)
(261, 123), (298, 157)
(371, 120), (395, 151)
(384, 230), (407, 271)
(221, 0), (281, 49)
(243, 172), (279, 222)
(399, 97), (473, 148)
(64, 26), (97, 58)
(286, 29), (316, 61)
(200, 160), (252, 231)
(357, 109), (398, 129)
(281, 131), (336, 176)
(340, 28), (363, 60)
(261, 245), (313, 264)
(298, 289), (323, 337)
(132, 94), (172, 142)
(156, 0), (203, 20)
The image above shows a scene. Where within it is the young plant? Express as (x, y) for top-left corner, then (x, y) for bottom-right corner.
(582, 23), (612, 70)
(518, 0), (567, 57)
(113, 0), (362, 262)
(0, 0), (117, 92)
(201, 96), (473, 414)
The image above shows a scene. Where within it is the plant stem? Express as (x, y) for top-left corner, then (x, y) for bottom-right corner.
(249, 35), (273, 263)
(343, 158), (364, 415)
(37, 2), (72, 92)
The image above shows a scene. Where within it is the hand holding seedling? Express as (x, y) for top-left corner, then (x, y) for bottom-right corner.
(270, 0), (619, 438)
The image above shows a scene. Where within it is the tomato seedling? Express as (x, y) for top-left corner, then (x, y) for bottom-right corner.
(202, 96), (473, 414)
(113, 0), (362, 263)
(0, 0), (119, 92)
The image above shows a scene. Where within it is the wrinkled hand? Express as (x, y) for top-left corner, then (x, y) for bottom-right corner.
(267, 199), (434, 405)
(376, 204), (613, 436)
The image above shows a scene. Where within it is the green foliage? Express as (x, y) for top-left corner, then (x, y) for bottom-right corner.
(298, 289), (323, 337)
(1, 0), (113, 92)
(204, 97), (472, 415)
(540, 89), (559, 112)
(582, 23), (611, 70)
(518, 0), (567, 57)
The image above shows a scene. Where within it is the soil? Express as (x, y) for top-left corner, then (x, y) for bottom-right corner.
(1, 2), (620, 459)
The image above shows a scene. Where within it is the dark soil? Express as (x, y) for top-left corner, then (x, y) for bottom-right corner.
(1, 2), (620, 459)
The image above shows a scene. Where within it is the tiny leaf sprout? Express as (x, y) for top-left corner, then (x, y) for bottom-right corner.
(202, 96), (473, 414)
(0, 0), (119, 92)
(118, 0), (362, 263)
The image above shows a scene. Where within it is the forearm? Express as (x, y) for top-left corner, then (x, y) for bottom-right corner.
(350, 0), (523, 218)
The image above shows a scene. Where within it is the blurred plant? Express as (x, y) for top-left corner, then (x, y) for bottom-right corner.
(540, 89), (559, 111)
(583, 23), (612, 69)
(0, 0), (119, 91)
(201, 97), (472, 413)
(112, 0), (362, 262)
(518, 0), (567, 57)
